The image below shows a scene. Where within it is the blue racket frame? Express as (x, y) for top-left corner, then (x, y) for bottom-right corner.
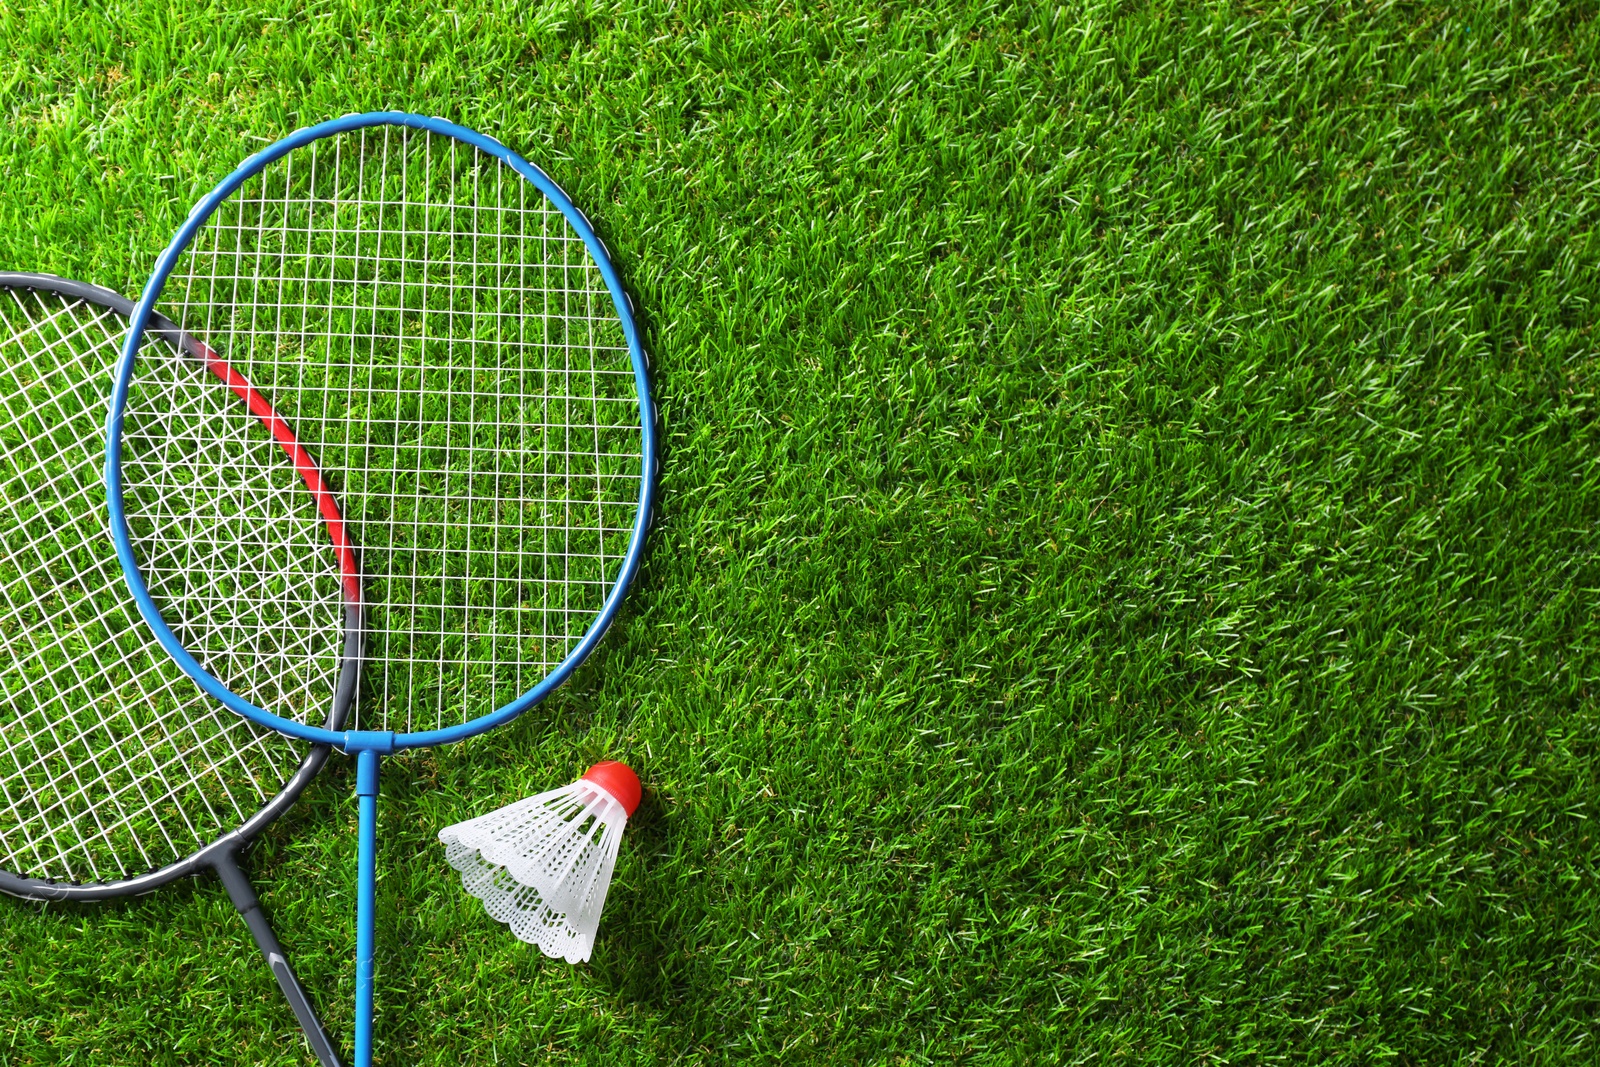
(106, 112), (656, 1067)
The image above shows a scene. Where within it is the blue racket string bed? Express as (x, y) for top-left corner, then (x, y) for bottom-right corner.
(105, 113), (656, 1067)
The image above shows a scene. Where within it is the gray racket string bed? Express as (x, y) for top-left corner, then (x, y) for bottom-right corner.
(0, 273), (354, 1067)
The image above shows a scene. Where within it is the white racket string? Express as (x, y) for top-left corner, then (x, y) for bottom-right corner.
(126, 126), (642, 734)
(0, 288), (312, 885)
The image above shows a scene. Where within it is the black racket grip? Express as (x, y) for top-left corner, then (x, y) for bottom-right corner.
(214, 852), (344, 1067)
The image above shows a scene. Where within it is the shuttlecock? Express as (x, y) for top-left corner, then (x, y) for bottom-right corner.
(439, 760), (641, 963)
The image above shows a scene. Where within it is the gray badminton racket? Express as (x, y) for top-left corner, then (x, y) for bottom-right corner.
(0, 272), (356, 1067)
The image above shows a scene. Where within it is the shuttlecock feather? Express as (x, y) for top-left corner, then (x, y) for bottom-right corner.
(440, 761), (641, 963)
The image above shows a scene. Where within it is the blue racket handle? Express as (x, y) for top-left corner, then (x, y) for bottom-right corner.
(354, 749), (380, 1067)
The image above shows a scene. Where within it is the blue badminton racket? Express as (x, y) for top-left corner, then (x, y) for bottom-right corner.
(106, 114), (656, 1066)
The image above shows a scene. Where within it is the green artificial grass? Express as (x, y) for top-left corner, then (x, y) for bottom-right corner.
(3, 0), (1599, 1063)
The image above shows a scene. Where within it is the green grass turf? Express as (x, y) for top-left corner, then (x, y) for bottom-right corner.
(2, 0), (1599, 1062)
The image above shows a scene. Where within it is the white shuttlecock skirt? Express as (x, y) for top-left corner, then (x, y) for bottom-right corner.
(440, 779), (629, 963)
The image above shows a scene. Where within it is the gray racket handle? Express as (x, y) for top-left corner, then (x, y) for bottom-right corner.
(213, 848), (344, 1067)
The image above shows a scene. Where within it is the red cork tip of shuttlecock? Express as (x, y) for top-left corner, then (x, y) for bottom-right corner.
(582, 761), (642, 817)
